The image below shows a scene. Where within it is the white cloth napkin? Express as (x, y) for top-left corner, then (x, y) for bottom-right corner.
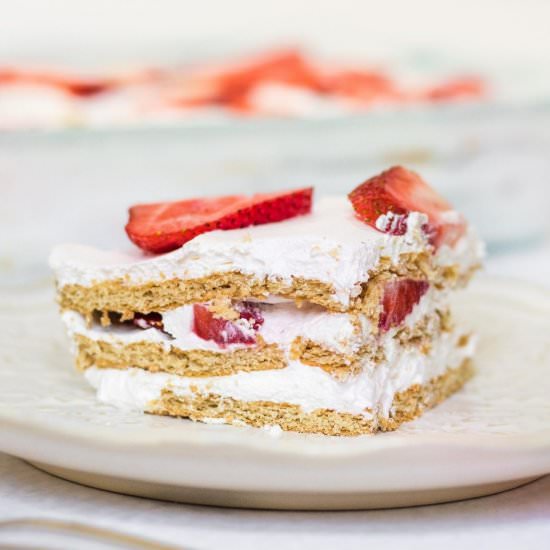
(0, 453), (549, 550)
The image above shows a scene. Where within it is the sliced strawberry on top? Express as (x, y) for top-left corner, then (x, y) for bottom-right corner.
(126, 195), (248, 254)
(192, 302), (264, 347)
(379, 278), (430, 332)
(125, 187), (313, 254)
(348, 166), (465, 249)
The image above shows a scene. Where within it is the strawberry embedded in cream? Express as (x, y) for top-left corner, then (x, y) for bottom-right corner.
(192, 302), (264, 347)
(348, 166), (466, 249)
(125, 187), (313, 254)
(235, 301), (264, 331)
(379, 278), (430, 332)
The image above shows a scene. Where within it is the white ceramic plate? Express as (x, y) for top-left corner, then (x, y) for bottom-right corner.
(1, 277), (549, 510)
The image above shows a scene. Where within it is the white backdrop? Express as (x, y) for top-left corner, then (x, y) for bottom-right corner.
(1, 0), (550, 65)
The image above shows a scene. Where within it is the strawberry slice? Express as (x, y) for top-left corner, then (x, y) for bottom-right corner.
(167, 49), (325, 114)
(348, 166), (465, 248)
(425, 77), (484, 102)
(324, 69), (403, 105)
(235, 301), (264, 331)
(193, 302), (264, 347)
(126, 187), (313, 254)
(215, 49), (325, 103)
(379, 278), (429, 332)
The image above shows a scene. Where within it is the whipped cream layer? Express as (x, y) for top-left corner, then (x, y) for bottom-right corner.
(85, 325), (474, 418)
(61, 305), (361, 355)
(50, 197), (483, 308)
(63, 284), (449, 357)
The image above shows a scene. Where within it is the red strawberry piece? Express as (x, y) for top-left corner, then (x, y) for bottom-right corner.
(213, 49), (325, 106)
(235, 301), (264, 331)
(324, 69), (403, 105)
(0, 68), (112, 97)
(126, 187), (313, 254)
(132, 312), (164, 331)
(425, 77), (484, 102)
(165, 49), (324, 113)
(348, 166), (466, 249)
(192, 302), (264, 347)
(379, 278), (429, 332)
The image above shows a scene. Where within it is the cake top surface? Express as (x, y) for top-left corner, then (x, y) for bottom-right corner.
(49, 195), (482, 309)
(52, 196), (414, 262)
(51, 197), (428, 278)
(49, 167), (485, 307)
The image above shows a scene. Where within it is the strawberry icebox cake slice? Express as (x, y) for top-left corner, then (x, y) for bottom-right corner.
(49, 166), (483, 436)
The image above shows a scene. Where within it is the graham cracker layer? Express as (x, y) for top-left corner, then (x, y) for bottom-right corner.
(147, 359), (473, 436)
(74, 334), (286, 377)
(377, 359), (473, 431)
(74, 333), (378, 378)
(59, 272), (337, 318)
(290, 309), (450, 377)
(73, 307), (452, 378)
(57, 252), (469, 318)
(394, 308), (453, 355)
(289, 337), (383, 378)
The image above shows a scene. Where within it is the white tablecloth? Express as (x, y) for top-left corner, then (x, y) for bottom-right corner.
(1, 242), (549, 550)
(0, 454), (549, 549)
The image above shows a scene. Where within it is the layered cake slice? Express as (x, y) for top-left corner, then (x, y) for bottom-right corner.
(50, 166), (483, 435)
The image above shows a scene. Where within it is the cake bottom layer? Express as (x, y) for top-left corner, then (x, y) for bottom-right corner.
(84, 358), (473, 436)
(146, 360), (473, 436)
